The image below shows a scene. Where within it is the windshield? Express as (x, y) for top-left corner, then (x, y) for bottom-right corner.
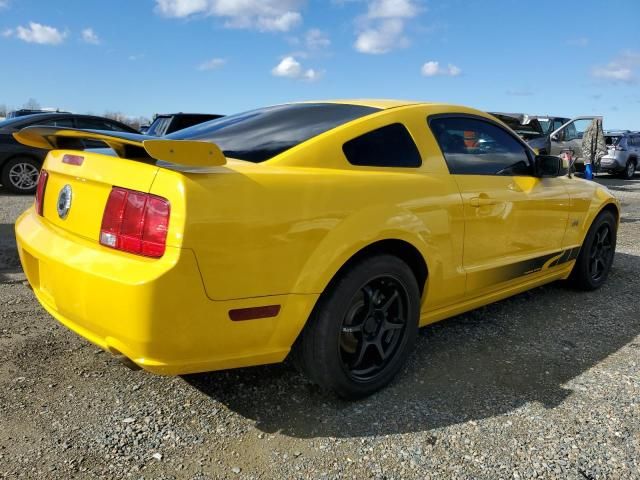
(168, 103), (380, 162)
(606, 135), (622, 146)
(538, 119), (551, 134)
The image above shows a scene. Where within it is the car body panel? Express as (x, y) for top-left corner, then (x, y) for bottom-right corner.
(14, 101), (620, 375)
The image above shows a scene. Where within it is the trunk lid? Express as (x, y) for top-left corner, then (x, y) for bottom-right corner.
(40, 150), (160, 242)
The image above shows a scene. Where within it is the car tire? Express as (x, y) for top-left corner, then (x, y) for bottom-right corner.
(1, 157), (41, 194)
(569, 211), (617, 291)
(294, 254), (420, 399)
(622, 160), (636, 180)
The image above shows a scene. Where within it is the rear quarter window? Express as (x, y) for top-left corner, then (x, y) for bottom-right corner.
(342, 123), (422, 168)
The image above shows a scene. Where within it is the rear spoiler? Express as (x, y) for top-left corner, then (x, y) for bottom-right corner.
(13, 126), (226, 167)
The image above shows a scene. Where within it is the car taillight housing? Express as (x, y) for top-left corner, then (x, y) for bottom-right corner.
(34, 169), (49, 216)
(100, 187), (170, 258)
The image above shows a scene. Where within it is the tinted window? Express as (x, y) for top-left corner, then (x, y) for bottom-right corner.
(343, 123), (421, 167)
(39, 118), (74, 128)
(430, 116), (532, 175)
(170, 115), (223, 133)
(606, 135), (622, 146)
(169, 103), (379, 163)
(76, 118), (118, 130)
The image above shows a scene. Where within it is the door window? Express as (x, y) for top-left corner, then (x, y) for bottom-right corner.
(429, 116), (532, 175)
(561, 119), (593, 141)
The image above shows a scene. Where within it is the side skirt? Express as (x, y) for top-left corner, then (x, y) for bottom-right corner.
(419, 262), (575, 327)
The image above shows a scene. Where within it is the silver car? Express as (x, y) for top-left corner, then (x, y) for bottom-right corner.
(600, 131), (640, 179)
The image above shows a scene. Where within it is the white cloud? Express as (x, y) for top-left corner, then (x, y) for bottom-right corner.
(2, 28), (13, 37)
(255, 11), (301, 32)
(305, 28), (330, 49)
(0, 0), (8, 9)
(355, 18), (406, 54)
(302, 68), (321, 81)
(567, 37), (589, 47)
(367, 0), (420, 19)
(197, 57), (226, 70)
(154, 0), (303, 32)
(271, 55), (322, 81)
(354, 0), (420, 54)
(592, 51), (639, 84)
(10, 22), (67, 45)
(81, 28), (100, 45)
(421, 60), (461, 77)
(592, 66), (633, 82)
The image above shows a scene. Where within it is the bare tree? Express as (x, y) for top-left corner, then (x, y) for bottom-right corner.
(23, 98), (41, 110)
(103, 111), (150, 131)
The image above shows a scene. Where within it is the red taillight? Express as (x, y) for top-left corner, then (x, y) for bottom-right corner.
(34, 169), (49, 216)
(100, 187), (170, 258)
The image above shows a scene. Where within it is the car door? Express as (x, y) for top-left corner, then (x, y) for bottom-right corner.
(428, 115), (570, 298)
(549, 117), (600, 160)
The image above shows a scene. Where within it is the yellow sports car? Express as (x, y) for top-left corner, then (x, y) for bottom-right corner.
(14, 100), (619, 398)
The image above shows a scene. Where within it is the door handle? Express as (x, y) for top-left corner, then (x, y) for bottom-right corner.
(469, 196), (498, 207)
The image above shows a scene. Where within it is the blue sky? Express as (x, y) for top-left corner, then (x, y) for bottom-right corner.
(1, 0), (639, 128)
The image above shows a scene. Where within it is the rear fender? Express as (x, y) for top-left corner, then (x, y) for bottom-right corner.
(291, 204), (433, 297)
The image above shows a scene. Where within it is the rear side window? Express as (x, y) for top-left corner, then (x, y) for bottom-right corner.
(169, 103), (379, 163)
(147, 117), (172, 137)
(77, 118), (122, 131)
(429, 116), (532, 176)
(39, 118), (74, 128)
(606, 136), (621, 146)
(343, 123), (422, 168)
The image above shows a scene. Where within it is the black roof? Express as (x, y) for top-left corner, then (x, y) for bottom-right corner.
(0, 112), (137, 132)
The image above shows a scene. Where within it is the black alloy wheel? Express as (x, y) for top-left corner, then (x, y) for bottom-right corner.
(294, 254), (420, 399)
(588, 223), (614, 283)
(339, 276), (409, 382)
(569, 210), (617, 290)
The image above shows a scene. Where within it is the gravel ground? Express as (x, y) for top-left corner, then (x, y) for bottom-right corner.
(1, 176), (639, 480)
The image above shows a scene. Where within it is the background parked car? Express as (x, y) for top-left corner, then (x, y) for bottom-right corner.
(145, 112), (224, 136)
(490, 112), (603, 171)
(0, 113), (138, 194)
(7, 108), (71, 119)
(600, 130), (639, 179)
(490, 113), (571, 142)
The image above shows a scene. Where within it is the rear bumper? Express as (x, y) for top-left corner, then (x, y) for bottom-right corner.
(15, 208), (318, 375)
(599, 156), (624, 171)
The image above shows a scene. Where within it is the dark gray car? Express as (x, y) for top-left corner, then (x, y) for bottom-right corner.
(0, 113), (137, 194)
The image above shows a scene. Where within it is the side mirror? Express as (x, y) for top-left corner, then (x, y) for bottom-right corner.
(551, 133), (560, 141)
(535, 155), (562, 178)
